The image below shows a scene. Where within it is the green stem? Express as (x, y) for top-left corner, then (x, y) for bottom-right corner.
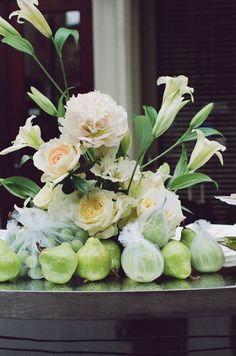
(127, 160), (139, 194)
(142, 129), (191, 169)
(52, 38), (69, 99)
(33, 56), (64, 95)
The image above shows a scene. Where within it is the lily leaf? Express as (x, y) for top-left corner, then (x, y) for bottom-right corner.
(0, 176), (40, 199)
(168, 173), (218, 192)
(133, 115), (153, 158)
(143, 105), (157, 127)
(180, 127), (223, 143)
(173, 144), (188, 178)
(54, 27), (79, 55)
(2, 35), (35, 56)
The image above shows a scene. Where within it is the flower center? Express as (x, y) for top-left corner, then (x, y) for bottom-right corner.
(48, 145), (70, 165)
(80, 198), (104, 220)
(144, 198), (155, 209)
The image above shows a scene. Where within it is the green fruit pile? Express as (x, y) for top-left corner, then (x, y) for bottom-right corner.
(0, 224), (226, 285)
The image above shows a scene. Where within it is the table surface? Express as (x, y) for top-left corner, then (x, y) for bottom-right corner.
(0, 270), (235, 320)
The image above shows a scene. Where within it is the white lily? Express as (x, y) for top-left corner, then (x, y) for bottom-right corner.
(10, 0), (52, 38)
(157, 75), (194, 102)
(152, 75), (194, 138)
(188, 129), (226, 171)
(33, 183), (54, 209)
(0, 16), (21, 37)
(0, 115), (44, 155)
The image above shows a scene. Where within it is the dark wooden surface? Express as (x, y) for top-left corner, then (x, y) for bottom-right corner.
(0, 270), (235, 320)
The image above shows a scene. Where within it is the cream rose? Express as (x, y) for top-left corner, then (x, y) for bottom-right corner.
(33, 138), (81, 183)
(60, 91), (128, 148)
(73, 189), (135, 238)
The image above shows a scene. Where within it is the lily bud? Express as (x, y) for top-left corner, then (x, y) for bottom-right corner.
(0, 16), (21, 37)
(10, 0), (52, 38)
(28, 87), (57, 116)
(188, 129), (226, 172)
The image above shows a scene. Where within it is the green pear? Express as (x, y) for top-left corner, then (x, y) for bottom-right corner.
(162, 240), (191, 279)
(0, 240), (21, 282)
(71, 239), (83, 252)
(101, 240), (121, 273)
(180, 228), (196, 249)
(77, 237), (111, 281)
(39, 243), (78, 284)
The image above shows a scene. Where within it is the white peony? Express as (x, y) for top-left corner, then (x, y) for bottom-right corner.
(60, 91), (128, 148)
(33, 138), (81, 184)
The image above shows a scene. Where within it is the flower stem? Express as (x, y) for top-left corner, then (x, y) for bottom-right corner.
(142, 129), (192, 169)
(33, 55), (64, 95)
(52, 38), (69, 100)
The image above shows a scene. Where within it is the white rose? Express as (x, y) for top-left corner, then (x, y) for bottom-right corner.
(73, 189), (135, 238)
(60, 91), (128, 148)
(33, 138), (81, 183)
(74, 189), (116, 237)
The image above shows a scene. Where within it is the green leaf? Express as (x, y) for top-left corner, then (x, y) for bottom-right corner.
(2, 35), (35, 56)
(0, 176), (40, 199)
(71, 176), (89, 197)
(19, 155), (32, 168)
(133, 115), (153, 158)
(168, 173), (218, 192)
(57, 94), (66, 118)
(180, 127), (223, 143)
(190, 103), (214, 128)
(54, 27), (79, 54)
(143, 106), (157, 127)
(173, 144), (188, 178)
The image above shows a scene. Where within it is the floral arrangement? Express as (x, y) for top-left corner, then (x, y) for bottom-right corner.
(0, 0), (227, 285)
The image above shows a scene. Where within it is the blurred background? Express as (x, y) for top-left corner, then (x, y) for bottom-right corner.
(0, 0), (235, 225)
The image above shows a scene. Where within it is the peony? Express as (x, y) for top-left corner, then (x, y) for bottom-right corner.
(33, 138), (81, 183)
(60, 91), (128, 148)
(73, 188), (135, 238)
